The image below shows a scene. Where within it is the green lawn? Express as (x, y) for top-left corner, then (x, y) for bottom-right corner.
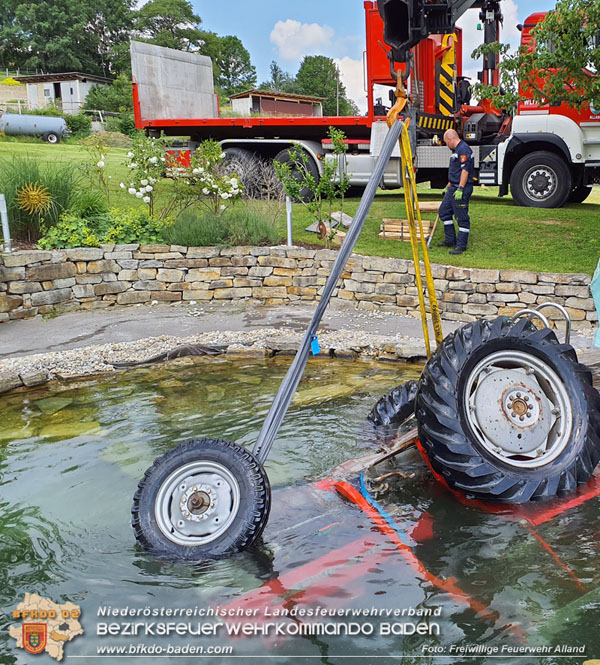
(1, 139), (599, 275)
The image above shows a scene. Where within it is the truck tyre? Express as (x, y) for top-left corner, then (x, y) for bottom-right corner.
(223, 147), (253, 165)
(567, 185), (592, 204)
(416, 316), (600, 503)
(274, 147), (319, 202)
(222, 147), (257, 197)
(132, 438), (271, 559)
(44, 131), (60, 144)
(510, 151), (571, 208)
(367, 380), (418, 430)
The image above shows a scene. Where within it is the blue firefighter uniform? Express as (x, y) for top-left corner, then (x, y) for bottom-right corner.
(439, 139), (474, 251)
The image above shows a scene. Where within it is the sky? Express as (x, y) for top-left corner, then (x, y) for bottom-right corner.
(191, 0), (558, 112)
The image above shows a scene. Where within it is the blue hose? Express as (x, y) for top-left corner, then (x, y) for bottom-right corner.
(358, 473), (411, 547)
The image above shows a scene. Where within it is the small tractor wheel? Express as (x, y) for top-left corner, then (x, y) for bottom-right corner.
(367, 380), (418, 437)
(416, 316), (600, 502)
(132, 438), (271, 559)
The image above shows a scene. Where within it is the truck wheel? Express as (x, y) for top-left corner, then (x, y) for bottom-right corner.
(416, 317), (600, 503)
(223, 147), (253, 166)
(132, 438), (271, 559)
(222, 147), (256, 197)
(275, 147), (319, 202)
(510, 151), (571, 208)
(44, 131), (60, 144)
(567, 185), (592, 203)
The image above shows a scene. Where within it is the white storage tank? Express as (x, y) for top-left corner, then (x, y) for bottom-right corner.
(0, 112), (69, 143)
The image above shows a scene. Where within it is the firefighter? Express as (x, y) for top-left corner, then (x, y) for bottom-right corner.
(437, 129), (474, 255)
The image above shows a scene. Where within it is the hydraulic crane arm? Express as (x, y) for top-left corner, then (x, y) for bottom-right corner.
(378, 0), (492, 62)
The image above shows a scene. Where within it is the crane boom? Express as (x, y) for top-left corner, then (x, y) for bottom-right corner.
(378, 0), (491, 62)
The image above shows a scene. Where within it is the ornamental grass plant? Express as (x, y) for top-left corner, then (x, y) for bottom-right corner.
(0, 155), (83, 241)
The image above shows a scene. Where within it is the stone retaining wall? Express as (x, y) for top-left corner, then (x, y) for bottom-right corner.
(0, 245), (597, 328)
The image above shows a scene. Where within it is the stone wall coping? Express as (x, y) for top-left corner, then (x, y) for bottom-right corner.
(1, 246), (597, 328)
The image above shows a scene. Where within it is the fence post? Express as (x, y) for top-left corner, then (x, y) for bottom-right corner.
(0, 194), (12, 253)
(286, 196), (293, 246)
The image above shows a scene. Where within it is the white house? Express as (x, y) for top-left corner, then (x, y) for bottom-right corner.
(15, 72), (112, 114)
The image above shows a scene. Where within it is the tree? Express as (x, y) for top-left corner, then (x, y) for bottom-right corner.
(260, 61), (296, 93)
(295, 56), (356, 116)
(0, 0), (133, 75)
(84, 74), (132, 111)
(134, 0), (203, 52)
(87, 0), (135, 76)
(213, 36), (256, 98)
(4, 0), (100, 73)
(0, 0), (24, 69)
(473, 0), (600, 112)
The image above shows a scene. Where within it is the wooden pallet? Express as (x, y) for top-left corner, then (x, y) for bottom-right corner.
(379, 218), (433, 241)
(417, 201), (441, 213)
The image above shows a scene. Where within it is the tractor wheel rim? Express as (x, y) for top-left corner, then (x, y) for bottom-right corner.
(155, 461), (240, 546)
(464, 350), (573, 468)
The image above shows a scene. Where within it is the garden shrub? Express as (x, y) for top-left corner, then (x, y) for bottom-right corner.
(165, 207), (279, 247)
(103, 208), (169, 245)
(226, 206), (280, 246)
(165, 210), (229, 247)
(105, 112), (136, 137)
(38, 208), (170, 249)
(69, 189), (109, 218)
(117, 112), (136, 137)
(84, 75), (133, 113)
(65, 112), (91, 138)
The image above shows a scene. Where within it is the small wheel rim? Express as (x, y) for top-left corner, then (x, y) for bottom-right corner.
(155, 461), (241, 546)
(464, 350), (573, 469)
(47, 133), (58, 144)
(523, 165), (557, 202)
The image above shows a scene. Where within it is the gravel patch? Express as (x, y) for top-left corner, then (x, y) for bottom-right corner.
(0, 327), (426, 393)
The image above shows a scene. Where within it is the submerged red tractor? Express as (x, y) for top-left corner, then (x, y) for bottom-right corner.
(131, 0), (600, 561)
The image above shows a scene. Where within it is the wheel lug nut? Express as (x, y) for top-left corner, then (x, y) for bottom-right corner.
(519, 416), (524, 421)
(516, 392), (521, 398)
(511, 412), (517, 418)
(524, 396), (529, 402)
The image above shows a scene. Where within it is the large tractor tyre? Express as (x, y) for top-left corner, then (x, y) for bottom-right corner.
(416, 316), (600, 503)
(510, 151), (571, 208)
(367, 380), (418, 434)
(274, 147), (320, 202)
(132, 438), (271, 559)
(567, 185), (593, 204)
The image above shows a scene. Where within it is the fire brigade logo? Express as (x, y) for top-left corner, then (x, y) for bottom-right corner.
(10, 593), (83, 661)
(23, 624), (47, 655)
(460, 154), (468, 163)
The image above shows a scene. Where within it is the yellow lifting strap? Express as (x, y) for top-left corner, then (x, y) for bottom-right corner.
(386, 72), (443, 357)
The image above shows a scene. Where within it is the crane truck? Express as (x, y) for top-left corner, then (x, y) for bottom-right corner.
(131, 1), (600, 208)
